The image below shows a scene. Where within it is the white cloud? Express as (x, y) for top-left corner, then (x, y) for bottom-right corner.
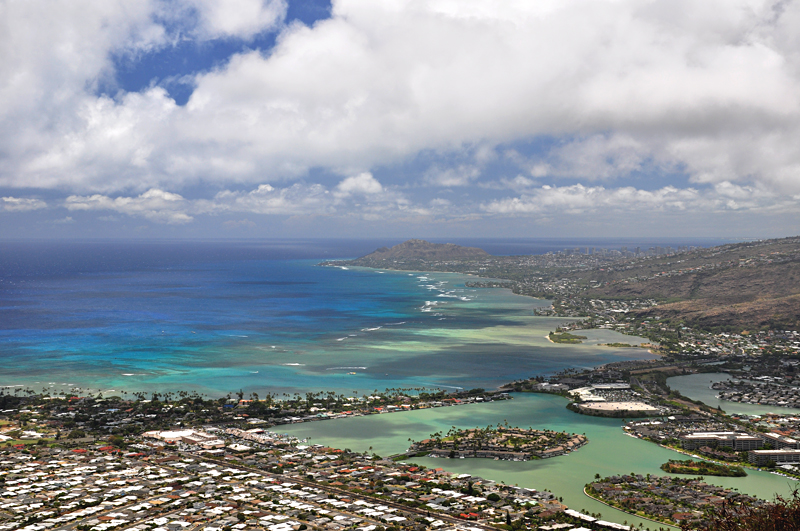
(65, 188), (193, 223)
(185, 0), (287, 40)
(1, 197), (47, 212)
(335, 172), (383, 197)
(2, 0), (800, 219)
(480, 175), (538, 192)
(0, 0), (286, 193)
(57, 178), (422, 223)
(208, 182), (332, 215)
(5, 177), (798, 230)
(424, 165), (480, 187)
(522, 135), (652, 181)
(0, 1), (167, 188)
(482, 181), (796, 216)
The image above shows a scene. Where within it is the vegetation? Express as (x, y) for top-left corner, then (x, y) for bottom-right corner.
(409, 424), (586, 460)
(684, 490), (800, 531)
(0, 384), (510, 445)
(587, 474), (764, 528)
(661, 459), (747, 477)
(565, 401), (660, 418)
(340, 239), (489, 263)
(548, 331), (588, 344)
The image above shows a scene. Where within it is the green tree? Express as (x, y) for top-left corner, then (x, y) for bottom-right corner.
(684, 490), (800, 531)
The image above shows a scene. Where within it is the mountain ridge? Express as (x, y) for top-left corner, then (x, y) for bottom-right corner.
(322, 235), (800, 330)
(350, 239), (490, 263)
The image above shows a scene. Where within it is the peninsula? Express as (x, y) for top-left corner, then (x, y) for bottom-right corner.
(586, 474), (765, 528)
(327, 239), (490, 268)
(323, 236), (800, 331)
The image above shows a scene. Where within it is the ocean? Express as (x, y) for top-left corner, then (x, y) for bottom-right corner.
(0, 238), (723, 397)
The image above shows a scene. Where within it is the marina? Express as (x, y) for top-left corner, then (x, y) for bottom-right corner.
(282, 393), (800, 529)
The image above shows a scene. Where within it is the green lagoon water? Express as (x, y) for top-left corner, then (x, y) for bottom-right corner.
(283, 393), (799, 530)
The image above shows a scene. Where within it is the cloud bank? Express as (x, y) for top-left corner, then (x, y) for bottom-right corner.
(2, 0), (800, 234)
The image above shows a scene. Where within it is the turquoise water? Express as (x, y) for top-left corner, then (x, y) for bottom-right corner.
(4, 240), (783, 529)
(282, 393), (800, 530)
(1, 242), (655, 397)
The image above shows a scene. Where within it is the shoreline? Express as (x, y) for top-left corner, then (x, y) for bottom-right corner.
(583, 487), (680, 530)
(7, 381), (794, 531)
(269, 393), (514, 427)
(631, 434), (800, 482)
(331, 262), (670, 359)
(8, 263), (657, 399)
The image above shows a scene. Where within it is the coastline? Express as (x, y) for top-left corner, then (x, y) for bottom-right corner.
(583, 487), (680, 530)
(4, 256), (696, 530)
(0, 261), (585, 397)
(9, 244), (800, 527)
(632, 436), (800, 482)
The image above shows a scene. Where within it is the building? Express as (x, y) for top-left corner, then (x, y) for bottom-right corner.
(679, 432), (763, 451)
(758, 432), (800, 450)
(534, 383), (569, 392)
(142, 429), (225, 449)
(749, 448), (800, 466)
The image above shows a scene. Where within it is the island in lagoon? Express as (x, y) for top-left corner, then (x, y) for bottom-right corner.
(408, 425), (587, 461)
(548, 330), (588, 344)
(660, 458), (747, 477)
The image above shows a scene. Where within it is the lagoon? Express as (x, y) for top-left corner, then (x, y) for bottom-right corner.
(283, 393), (799, 529)
(668, 373), (800, 416)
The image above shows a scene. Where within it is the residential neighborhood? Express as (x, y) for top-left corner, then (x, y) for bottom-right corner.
(408, 427), (587, 462)
(0, 429), (580, 531)
(586, 474), (765, 527)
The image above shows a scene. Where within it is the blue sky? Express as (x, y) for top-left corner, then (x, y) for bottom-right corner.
(2, 0), (800, 239)
(107, 0), (333, 105)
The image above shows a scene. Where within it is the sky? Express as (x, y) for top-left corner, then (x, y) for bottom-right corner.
(2, 0), (800, 240)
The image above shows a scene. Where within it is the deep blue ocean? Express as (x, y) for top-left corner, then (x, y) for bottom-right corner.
(0, 238), (727, 397)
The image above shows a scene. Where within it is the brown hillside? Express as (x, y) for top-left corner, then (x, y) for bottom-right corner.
(594, 260), (800, 302)
(634, 294), (800, 331)
(587, 242), (800, 330)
